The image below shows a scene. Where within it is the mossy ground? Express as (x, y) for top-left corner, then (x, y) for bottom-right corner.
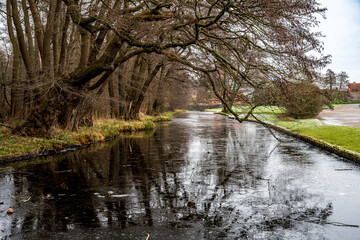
(0, 111), (184, 161)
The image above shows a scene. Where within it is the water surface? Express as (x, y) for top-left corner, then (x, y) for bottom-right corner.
(1, 112), (360, 239)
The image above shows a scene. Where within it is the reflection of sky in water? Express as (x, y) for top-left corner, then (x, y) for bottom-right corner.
(1, 112), (360, 239)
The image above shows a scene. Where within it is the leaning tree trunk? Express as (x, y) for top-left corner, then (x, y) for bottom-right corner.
(128, 62), (163, 119)
(15, 35), (123, 136)
(13, 84), (88, 137)
(13, 87), (62, 137)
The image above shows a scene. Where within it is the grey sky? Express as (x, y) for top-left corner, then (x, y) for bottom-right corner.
(318, 0), (360, 83)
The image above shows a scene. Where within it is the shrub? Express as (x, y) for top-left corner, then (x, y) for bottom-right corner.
(276, 82), (331, 119)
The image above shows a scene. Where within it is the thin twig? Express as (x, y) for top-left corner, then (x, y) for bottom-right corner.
(319, 221), (359, 228)
(250, 114), (283, 142)
(10, 194), (33, 207)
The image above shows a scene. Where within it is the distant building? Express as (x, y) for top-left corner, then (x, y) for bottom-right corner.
(349, 82), (360, 101)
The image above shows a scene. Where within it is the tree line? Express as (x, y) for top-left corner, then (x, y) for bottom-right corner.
(0, 0), (329, 137)
(323, 69), (351, 101)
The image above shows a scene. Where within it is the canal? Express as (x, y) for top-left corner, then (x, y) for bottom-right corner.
(1, 112), (360, 239)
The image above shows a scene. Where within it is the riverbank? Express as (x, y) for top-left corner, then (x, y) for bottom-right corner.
(209, 107), (360, 163)
(258, 115), (360, 162)
(0, 111), (183, 162)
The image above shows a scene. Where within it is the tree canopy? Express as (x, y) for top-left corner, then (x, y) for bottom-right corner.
(0, 0), (330, 136)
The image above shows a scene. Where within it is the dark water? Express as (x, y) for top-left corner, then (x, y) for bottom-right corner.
(1, 112), (360, 239)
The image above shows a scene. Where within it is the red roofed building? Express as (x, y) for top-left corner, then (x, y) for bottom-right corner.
(349, 82), (360, 101)
(349, 82), (360, 92)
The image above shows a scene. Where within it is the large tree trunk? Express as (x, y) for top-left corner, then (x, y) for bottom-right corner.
(15, 32), (123, 135)
(14, 84), (86, 137)
(10, 0), (38, 96)
(52, 1), (63, 75)
(28, 0), (44, 59)
(108, 73), (118, 118)
(117, 63), (126, 118)
(21, 0), (35, 63)
(122, 56), (142, 120)
(42, 0), (56, 78)
(14, 87), (62, 137)
(128, 61), (163, 119)
(58, 11), (70, 74)
(7, 0), (22, 118)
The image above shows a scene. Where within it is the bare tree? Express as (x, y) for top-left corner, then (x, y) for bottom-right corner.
(324, 69), (336, 100)
(1, 0), (328, 136)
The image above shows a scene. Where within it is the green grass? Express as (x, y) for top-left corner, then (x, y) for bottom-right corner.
(141, 110), (186, 122)
(332, 99), (360, 104)
(256, 114), (360, 155)
(296, 125), (360, 153)
(0, 133), (69, 158)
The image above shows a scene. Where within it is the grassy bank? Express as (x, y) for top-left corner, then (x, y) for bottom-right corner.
(207, 106), (360, 157)
(261, 115), (360, 155)
(0, 110), (184, 161)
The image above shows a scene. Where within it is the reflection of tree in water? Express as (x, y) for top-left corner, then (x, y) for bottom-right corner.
(1, 117), (333, 239)
(8, 154), (102, 237)
(168, 122), (333, 239)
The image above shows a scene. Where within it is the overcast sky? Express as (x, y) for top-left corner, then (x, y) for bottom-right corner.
(317, 0), (360, 83)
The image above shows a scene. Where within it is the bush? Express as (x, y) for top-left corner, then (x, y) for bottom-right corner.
(276, 82), (331, 119)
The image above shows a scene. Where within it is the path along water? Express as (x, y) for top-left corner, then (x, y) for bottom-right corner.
(1, 112), (360, 239)
(318, 104), (360, 127)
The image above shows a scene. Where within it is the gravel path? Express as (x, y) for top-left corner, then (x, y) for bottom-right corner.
(318, 104), (360, 127)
